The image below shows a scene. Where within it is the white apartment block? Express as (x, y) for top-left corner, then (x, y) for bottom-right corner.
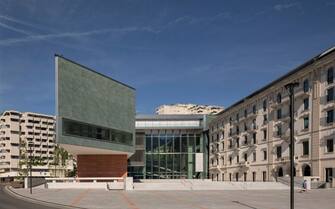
(156, 104), (224, 115)
(0, 110), (72, 181)
(209, 47), (335, 186)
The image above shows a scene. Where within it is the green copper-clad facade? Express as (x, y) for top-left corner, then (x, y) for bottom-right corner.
(55, 55), (135, 177)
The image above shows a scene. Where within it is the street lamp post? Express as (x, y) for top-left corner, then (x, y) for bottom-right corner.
(28, 142), (34, 194)
(285, 82), (299, 209)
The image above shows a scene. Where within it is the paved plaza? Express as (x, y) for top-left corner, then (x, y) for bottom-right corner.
(11, 188), (335, 209)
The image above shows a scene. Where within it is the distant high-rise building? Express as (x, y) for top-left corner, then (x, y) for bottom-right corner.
(156, 104), (224, 115)
(0, 110), (73, 182)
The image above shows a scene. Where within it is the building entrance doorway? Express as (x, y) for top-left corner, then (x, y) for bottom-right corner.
(325, 168), (333, 183)
(303, 164), (311, 176)
(278, 167), (284, 177)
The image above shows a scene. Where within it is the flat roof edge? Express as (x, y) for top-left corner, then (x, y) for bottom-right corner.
(136, 114), (205, 120)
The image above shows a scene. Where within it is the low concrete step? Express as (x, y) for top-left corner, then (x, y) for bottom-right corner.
(133, 180), (289, 191)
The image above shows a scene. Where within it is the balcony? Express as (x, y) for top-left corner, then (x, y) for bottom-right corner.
(271, 98), (289, 109)
(26, 122), (34, 127)
(247, 125), (258, 133)
(277, 113), (290, 122)
(0, 163), (10, 169)
(10, 114), (20, 120)
(260, 124), (267, 131)
(298, 109), (310, 118)
(247, 143), (256, 150)
(299, 154), (310, 160)
(41, 130), (48, 135)
(240, 141), (249, 147)
(295, 88), (311, 98)
(237, 161), (249, 167)
(247, 113), (257, 119)
(47, 119), (54, 124)
(34, 130), (41, 135)
(10, 135), (20, 144)
(323, 102), (335, 112)
(275, 129), (298, 141)
(10, 147), (19, 156)
(232, 146), (239, 152)
(210, 147), (218, 154)
(232, 134), (240, 139)
(274, 131), (288, 141)
(209, 164), (220, 170)
(275, 156), (290, 163)
(239, 116), (247, 122)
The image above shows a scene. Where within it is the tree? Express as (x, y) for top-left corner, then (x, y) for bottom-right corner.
(52, 145), (71, 177)
(17, 141), (29, 181)
(17, 141), (44, 181)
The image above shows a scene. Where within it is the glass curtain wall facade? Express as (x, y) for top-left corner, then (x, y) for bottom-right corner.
(128, 114), (209, 179)
(145, 133), (202, 179)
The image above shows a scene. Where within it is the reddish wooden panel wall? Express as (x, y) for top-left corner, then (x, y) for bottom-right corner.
(77, 154), (127, 177)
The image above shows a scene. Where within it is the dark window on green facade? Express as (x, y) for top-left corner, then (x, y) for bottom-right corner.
(62, 118), (133, 146)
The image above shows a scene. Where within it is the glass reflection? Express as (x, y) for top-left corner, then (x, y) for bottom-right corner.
(145, 133), (201, 179)
(152, 135), (159, 153)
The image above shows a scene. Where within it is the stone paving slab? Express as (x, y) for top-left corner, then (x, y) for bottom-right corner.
(13, 188), (335, 209)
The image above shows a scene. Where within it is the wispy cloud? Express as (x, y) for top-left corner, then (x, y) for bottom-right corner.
(0, 19), (96, 51)
(0, 26), (158, 46)
(0, 15), (50, 32)
(0, 21), (32, 35)
(166, 12), (231, 27)
(241, 2), (302, 23)
(0, 15), (85, 49)
(0, 14), (159, 46)
(273, 2), (300, 11)
(0, 11), (230, 47)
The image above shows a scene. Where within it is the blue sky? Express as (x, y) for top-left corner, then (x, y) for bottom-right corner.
(0, 0), (334, 115)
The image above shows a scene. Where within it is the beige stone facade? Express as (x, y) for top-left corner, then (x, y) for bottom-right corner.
(156, 104), (224, 115)
(209, 47), (335, 185)
(0, 110), (73, 181)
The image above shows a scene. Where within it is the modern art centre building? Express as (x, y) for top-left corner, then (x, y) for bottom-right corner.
(55, 55), (135, 177)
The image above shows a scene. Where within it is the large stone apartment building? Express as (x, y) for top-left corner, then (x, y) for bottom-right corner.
(0, 110), (73, 181)
(209, 47), (335, 185)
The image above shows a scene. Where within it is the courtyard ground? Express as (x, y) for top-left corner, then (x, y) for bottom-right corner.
(10, 188), (335, 209)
